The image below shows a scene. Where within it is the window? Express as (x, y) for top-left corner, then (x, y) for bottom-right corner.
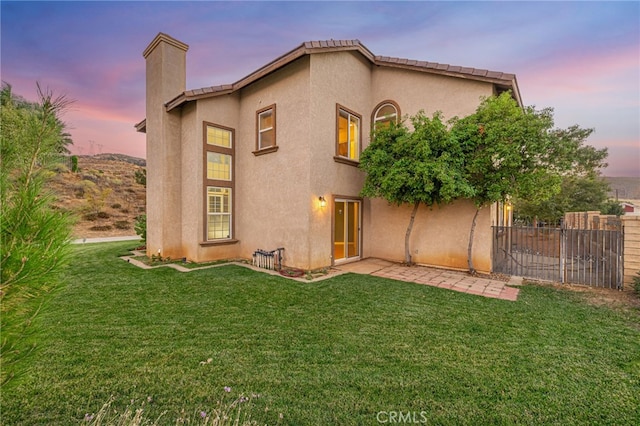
(207, 152), (231, 181)
(207, 125), (232, 148)
(207, 187), (231, 239)
(203, 122), (234, 242)
(255, 104), (277, 155)
(372, 100), (400, 130)
(336, 105), (361, 162)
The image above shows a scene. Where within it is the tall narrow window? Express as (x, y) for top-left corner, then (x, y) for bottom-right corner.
(336, 105), (361, 162)
(255, 104), (277, 154)
(204, 122), (234, 242)
(372, 101), (399, 130)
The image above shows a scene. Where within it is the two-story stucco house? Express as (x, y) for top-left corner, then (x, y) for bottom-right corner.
(137, 33), (520, 273)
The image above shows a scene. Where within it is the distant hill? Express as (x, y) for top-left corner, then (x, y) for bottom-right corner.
(604, 177), (640, 200)
(86, 153), (146, 167)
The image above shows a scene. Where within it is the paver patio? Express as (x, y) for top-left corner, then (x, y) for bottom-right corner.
(336, 258), (520, 301)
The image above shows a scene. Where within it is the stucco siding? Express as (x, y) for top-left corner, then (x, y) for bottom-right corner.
(370, 67), (494, 130)
(236, 56), (313, 268)
(181, 93), (241, 262)
(308, 51), (371, 268)
(367, 199), (493, 273)
(144, 38), (187, 260)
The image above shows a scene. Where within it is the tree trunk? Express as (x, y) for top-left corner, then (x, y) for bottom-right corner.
(405, 202), (420, 265)
(467, 206), (481, 275)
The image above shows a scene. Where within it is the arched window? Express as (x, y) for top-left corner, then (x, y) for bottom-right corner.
(372, 101), (400, 129)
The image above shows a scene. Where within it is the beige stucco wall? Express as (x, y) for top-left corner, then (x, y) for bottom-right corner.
(145, 38), (502, 273)
(236, 56), (313, 268)
(371, 66), (492, 125)
(366, 199), (493, 273)
(361, 65), (497, 272)
(144, 36), (187, 260)
(308, 51), (372, 268)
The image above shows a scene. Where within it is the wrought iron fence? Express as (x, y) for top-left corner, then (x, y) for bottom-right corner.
(492, 226), (624, 289)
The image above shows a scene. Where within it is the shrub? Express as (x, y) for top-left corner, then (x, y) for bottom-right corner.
(89, 225), (112, 232)
(111, 203), (121, 209)
(83, 212), (98, 221)
(135, 214), (146, 243)
(1, 83), (74, 384)
(97, 211), (110, 219)
(71, 155), (78, 172)
(632, 271), (640, 297)
(114, 220), (130, 230)
(134, 168), (146, 186)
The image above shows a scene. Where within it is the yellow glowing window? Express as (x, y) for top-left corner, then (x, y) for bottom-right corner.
(207, 152), (231, 181)
(338, 108), (360, 161)
(207, 126), (232, 148)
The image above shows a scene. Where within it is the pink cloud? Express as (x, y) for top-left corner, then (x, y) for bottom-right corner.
(519, 44), (639, 103)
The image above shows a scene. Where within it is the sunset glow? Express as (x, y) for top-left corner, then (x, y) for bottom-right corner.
(2, 1), (638, 176)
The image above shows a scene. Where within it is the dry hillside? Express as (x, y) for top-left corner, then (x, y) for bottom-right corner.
(50, 154), (146, 239)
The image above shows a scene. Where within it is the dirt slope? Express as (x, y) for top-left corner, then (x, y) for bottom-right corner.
(50, 155), (146, 239)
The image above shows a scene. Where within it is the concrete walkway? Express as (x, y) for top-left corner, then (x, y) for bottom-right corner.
(336, 258), (520, 301)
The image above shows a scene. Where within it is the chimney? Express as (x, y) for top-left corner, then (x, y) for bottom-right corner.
(142, 33), (188, 259)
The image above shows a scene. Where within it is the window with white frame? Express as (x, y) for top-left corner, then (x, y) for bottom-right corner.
(373, 101), (399, 129)
(256, 105), (276, 151)
(207, 187), (231, 240)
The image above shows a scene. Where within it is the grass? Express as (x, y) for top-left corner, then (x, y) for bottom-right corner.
(2, 242), (639, 425)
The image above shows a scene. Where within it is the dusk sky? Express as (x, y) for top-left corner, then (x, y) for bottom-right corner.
(2, 1), (639, 176)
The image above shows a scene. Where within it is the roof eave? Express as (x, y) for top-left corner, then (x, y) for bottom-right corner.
(134, 119), (146, 133)
(165, 40), (373, 112)
(374, 59), (522, 106)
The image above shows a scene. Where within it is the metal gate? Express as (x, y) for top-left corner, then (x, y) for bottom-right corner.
(492, 226), (624, 289)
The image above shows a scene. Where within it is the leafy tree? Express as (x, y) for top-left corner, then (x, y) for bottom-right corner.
(515, 176), (610, 224)
(600, 199), (625, 216)
(451, 92), (603, 273)
(360, 112), (472, 264)
(1, 83), (74, 383)
(513, 125), (608, 225)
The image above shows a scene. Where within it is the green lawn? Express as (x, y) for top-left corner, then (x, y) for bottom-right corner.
(2, 242), (639, 425)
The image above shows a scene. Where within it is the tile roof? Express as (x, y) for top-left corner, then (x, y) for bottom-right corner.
(162, 39), (520, 112)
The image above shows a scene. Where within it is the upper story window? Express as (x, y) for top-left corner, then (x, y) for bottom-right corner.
(207, 125), (232, 148)
(254, 104), (278, 155)
(336, 105), (361, 163)
(372, 100), (400, 130)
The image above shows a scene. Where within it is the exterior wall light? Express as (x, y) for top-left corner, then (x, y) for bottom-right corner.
(318, 196), (327, 208)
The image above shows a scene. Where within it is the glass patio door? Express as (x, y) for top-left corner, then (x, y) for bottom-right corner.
(334, 199), (361, 263)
